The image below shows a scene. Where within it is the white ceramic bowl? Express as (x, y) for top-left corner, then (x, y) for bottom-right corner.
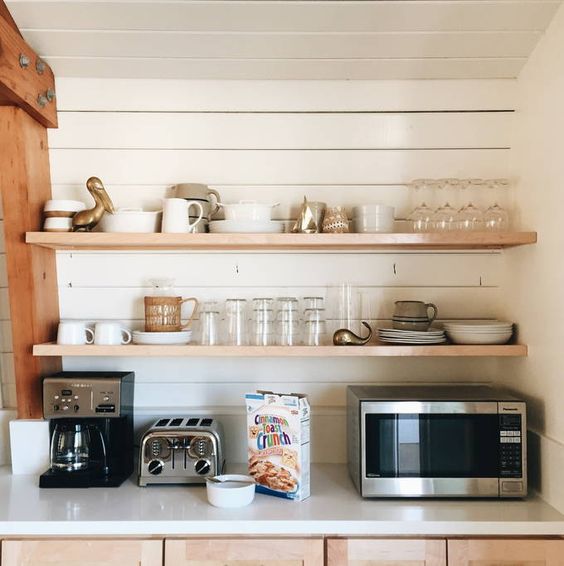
(446, 331), (513, 345)
(99, 208), (162, 233)
(43, 217), (73, 232)
(353, 214), (395, 233)
(218, 201), (279, 222)
(44, 199), (86, 218)
(206, 475), (256, 508)
(352, 204), (395, 217)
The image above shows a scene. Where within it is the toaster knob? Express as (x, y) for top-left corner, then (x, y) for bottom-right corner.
(195, 459), (211, 475)
(148, 459), (164, 475)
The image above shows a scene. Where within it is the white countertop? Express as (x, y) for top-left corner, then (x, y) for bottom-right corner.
(1, 464), (563, 537)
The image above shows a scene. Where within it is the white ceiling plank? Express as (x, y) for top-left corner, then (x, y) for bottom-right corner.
(22, 30), (541, 59)
(44, 56), (526, 79)
(49, 148), (510, 184)
(49, 111), (513, 150)
(6, 1), (561, 32)
(53, 78), (517, 112)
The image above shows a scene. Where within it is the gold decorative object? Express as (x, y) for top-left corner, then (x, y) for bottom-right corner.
(291, 197), (326, 234)
(144, 296), (199, 332)
(72, 176), (116, 232)
(333, 322), (373, 346)
(322, 206), (349, 233)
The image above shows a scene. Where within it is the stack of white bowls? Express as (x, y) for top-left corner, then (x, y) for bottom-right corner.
(443, 321), (514, 345)
(210, 201), (283, 233)
(352, 204), (395, 233)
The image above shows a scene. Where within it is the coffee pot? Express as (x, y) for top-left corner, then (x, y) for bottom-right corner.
(50, 422), (108, 474)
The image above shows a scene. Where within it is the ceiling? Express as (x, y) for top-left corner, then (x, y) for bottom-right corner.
(6, 0), (563, 80)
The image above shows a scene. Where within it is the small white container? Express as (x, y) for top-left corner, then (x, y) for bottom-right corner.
(352, 204), (395, 233)
(44, 199), (86, 218)
(206, 475), (256, 508)
(99, 208), (162, 233)
(43, 217), (73, 232)
(218, 201), (279, 222)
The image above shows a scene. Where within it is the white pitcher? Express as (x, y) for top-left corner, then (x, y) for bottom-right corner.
(162, 198), (204, 233)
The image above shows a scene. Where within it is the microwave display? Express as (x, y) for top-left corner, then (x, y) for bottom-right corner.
(365, 413), (503, 478)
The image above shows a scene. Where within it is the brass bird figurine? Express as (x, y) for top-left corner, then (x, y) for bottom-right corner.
(72, 176), (116, 232)
(333, 321), (373, 346)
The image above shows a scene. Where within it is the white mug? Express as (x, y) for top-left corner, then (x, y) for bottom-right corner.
(94, 322), (132, 345)
(162, 198), (204, 233)
(57, 321), (94, 345)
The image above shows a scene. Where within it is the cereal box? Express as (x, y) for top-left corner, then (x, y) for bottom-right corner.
(245, 390), (310, 501)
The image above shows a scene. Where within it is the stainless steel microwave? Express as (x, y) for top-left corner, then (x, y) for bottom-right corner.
(347, 385), (527, 498)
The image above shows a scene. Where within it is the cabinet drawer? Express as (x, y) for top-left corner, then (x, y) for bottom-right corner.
(164, 538), (323, 566)
(1, 539), (163, 566)
(448, 539), (564, 566)
(327, 538), (447, 566)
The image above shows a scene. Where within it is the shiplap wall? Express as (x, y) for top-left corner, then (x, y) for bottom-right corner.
(10, 78), (517, 462)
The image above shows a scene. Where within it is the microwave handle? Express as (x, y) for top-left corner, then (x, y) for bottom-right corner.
(360, 401), (498, 414)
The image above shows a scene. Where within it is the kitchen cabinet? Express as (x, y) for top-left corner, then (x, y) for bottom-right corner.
(1, 539), (163, 566)
(165, 538), (323, 566)
(327, 538), (446, 566)
(448, 539), (564, 566)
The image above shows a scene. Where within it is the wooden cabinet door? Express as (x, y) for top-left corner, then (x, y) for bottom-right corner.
(165, 538), (323, 566)
(2, 539), (163, 566)
(327, 538), (447, 566)
(448, 539), (564, 566)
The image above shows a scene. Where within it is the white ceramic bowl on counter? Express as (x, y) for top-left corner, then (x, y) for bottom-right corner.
(218, 201), (279, 222)
(206, 475), (256, 508)
(44, 199), (86, 218)
(99, 208), (162, 233)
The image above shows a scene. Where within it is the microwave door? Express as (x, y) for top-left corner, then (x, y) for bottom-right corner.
(361, 401), (501, 497)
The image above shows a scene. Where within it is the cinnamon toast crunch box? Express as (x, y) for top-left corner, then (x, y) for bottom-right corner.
(245, 390), (310, 501)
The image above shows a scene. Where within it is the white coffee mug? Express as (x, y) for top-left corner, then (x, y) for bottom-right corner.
(57, 321), (94, 345)
(162, 198), (204, 233)
(94, 321), (132, 345)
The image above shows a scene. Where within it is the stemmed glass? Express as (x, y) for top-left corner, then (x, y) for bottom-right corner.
(431, 179), (458, 232)
(483, 179), (510, 231)
(408, 179), (435, 233)
(457, 179), (485, 231)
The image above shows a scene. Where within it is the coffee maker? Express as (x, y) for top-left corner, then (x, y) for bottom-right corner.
(39, 371), (134, 488)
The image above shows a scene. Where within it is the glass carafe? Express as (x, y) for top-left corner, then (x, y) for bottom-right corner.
(50, 422), (91, 472)
(50, 422), (108, 473)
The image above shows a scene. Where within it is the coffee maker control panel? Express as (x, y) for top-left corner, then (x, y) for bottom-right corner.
(43, 376), (123, 418)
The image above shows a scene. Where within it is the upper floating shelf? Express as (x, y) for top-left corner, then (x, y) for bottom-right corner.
(26, 232), (537, 251)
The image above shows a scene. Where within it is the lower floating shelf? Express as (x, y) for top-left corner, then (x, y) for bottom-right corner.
(32, 343), (528, 358)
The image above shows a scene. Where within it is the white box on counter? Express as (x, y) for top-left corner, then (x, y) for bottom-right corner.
(245, 390), (310, 501)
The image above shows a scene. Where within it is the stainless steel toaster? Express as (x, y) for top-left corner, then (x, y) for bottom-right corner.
(138, 417), (225, 486)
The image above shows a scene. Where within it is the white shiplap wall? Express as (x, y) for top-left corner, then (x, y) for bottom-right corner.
(8, 0), (562, 79)
(34, 78), (517, 463)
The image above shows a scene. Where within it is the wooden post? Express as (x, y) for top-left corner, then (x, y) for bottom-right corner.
(0, 107), (61, 418)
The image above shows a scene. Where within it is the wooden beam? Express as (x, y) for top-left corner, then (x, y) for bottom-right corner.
(0, 3), (57, 128)
(0, 107), (61, 418)
(0, 1), (22, 38)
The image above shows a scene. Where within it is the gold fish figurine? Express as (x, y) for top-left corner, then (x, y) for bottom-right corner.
(72, 176), (116, 232)
(333, 321), (373, 346)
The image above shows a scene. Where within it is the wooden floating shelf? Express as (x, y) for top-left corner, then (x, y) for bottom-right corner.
(33, 343), (528, 358)
(25, 231), (537, 251)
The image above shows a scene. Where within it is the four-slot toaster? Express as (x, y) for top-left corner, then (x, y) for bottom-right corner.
(138, 417), (225, 486)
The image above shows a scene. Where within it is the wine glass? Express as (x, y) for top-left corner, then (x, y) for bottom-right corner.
(431, 179), (458, 232)
(408, 179), (435, 232)
(457, 179), (485, 230)
(483, 179), (510, 231)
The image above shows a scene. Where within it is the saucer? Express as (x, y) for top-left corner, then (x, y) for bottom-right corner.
(132, 330), (192, 345)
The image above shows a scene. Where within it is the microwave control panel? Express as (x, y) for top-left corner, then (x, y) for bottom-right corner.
(499, 413), (523, 478)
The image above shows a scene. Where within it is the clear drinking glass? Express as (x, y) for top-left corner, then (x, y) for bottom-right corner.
(224, 299), (247, 346)
(276, 317), (301, 346)
(251, 309), (275, 346)
(304, 308), (327, 346)
(303, 296), (324, 310)
(408, 179), (436, 232)
(483, 179), (510, 231)
(276, 297), (299, 312)
(337, 283), (360, 334)
(199, 310), (220, 345)
(252, 297), (273, 310)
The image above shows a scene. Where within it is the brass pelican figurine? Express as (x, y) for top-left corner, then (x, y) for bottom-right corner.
(72, 176), (116, 232)
(333, 321), (373, 346)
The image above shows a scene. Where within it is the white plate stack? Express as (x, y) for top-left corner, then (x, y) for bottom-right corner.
(132, 330), (192, 345)
(443, 321), (514, 345)
(378, 328), (447, 345)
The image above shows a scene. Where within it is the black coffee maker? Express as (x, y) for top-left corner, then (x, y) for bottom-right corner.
(39, 371), (134, 488)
